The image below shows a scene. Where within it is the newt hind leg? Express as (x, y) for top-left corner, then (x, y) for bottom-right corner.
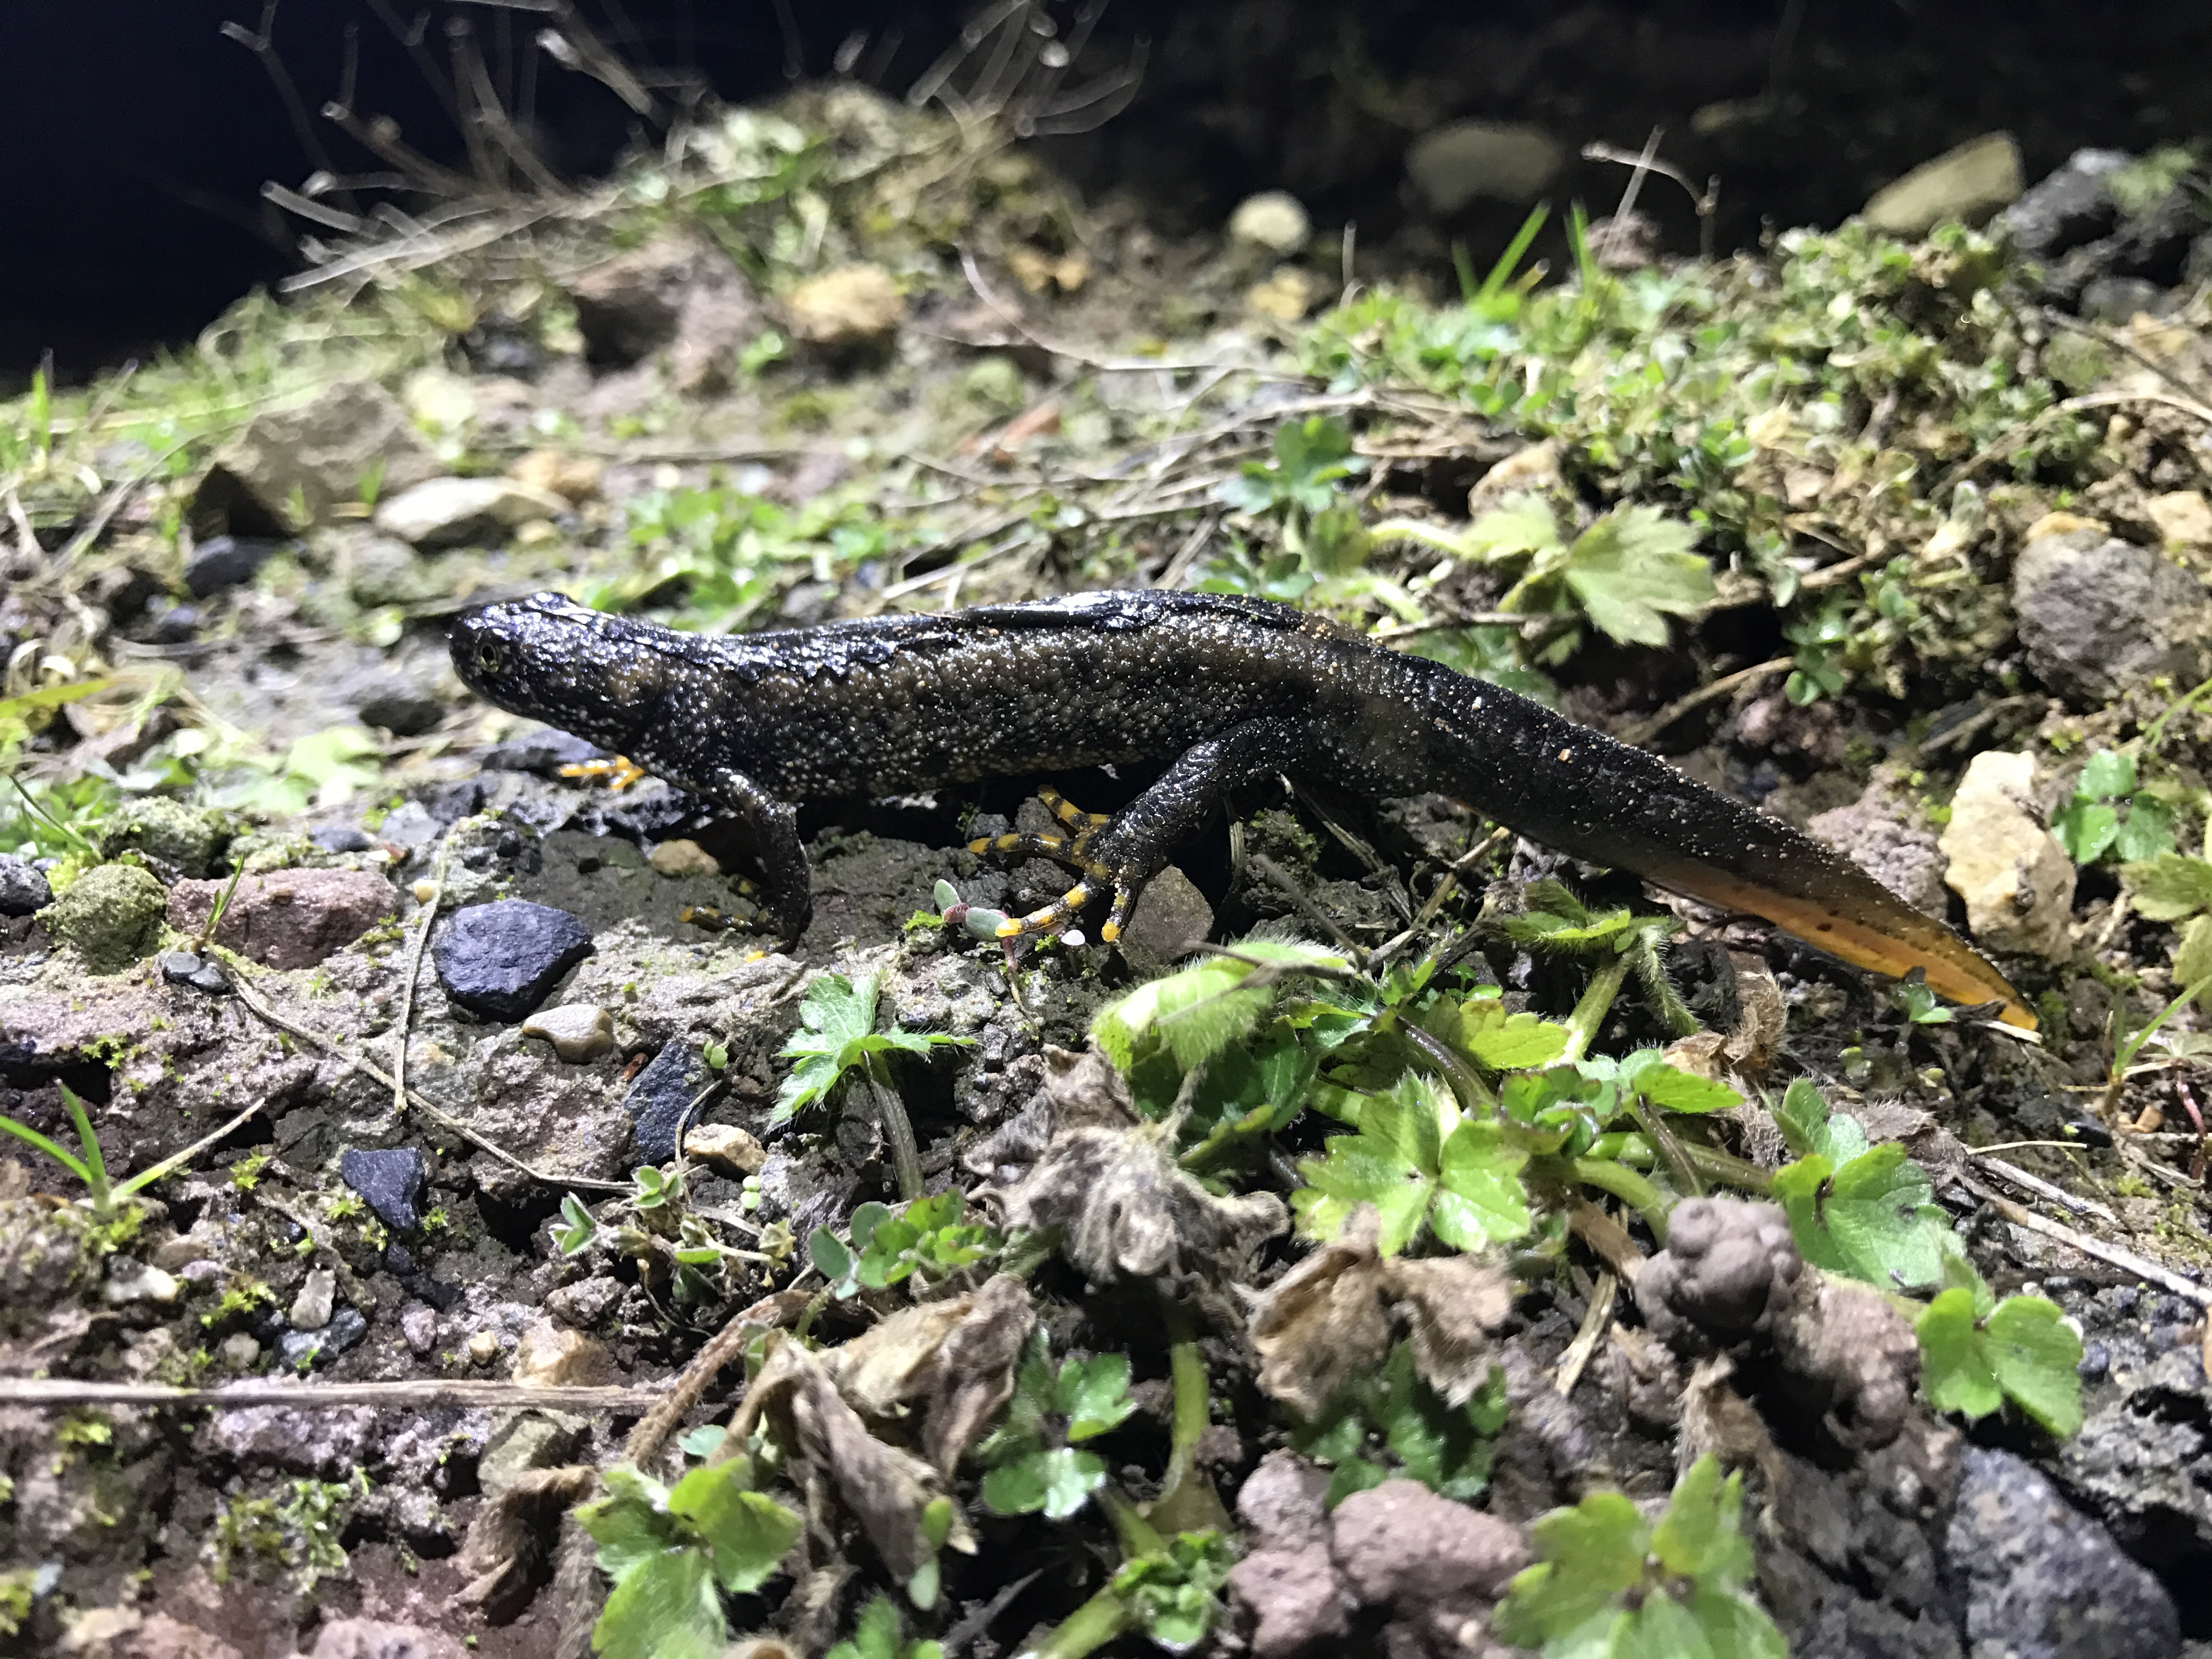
(966, 719), (1304, 946)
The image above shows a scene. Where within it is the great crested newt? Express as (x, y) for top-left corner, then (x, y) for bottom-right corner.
(450, 588), (2033, 1030)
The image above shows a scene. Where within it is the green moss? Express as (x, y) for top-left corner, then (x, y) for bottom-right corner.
(0, 1198), (100, 1327)
(40, 862), (168, 973)
(99, 797), (227, 878)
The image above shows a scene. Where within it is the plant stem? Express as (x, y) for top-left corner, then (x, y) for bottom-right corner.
(1096, 1484), (1164, 1560)
(1401, 1022), (1496, 1114)
(1149, 1298), (1223, 1533)
(58, 1084), (111, 1220)
(864, 1056), (924, 1201)
(1625, 1095), (1702, 1199)
(1562, 952), (1631, 1063)
(1016, 1582), (1134, 1659)
(1569, 1155), (1671, 1243)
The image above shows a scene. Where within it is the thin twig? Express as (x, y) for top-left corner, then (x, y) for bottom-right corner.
(1555, 1271), (1617, 1396)
(1968, 1152), (2116, 1223)
(213, 949), (629, 1194)
(1617, 658), (1793, 747)
(623, 1286), (811, 1465)
(1966, 1182), (2212, 1306)
(392, 839), (452, 1121)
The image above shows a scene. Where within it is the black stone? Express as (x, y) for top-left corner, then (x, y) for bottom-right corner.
(432, 899), (592, 1022)
(407, 1274), (465, 1311)
(188, 964), (229, 996)
(183, 534), (284, 597)
(2004, 148), (2129, 261)
(1944, 1446), (2179, 1659)
(0, 855), (51, 917)
(482, 729), (606, 775)
(625, 1040), (712, 1165)
(160, 950), (203, 985)
(428, 777), (494, 825)
(356, 683), (444, 738)
(381, 1242), (416, 1276)
(2079, 1340), (2111, 1384)
(277, 1306), (369, 1371)
(311, 825), (373, 853)
(340, 1147), (429, 1233)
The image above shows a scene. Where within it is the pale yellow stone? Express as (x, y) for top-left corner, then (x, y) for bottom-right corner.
(1229, 191), (1311, 256)
(521, 1003), (614, 1063)
(512, 1321), (612, 1386)
(508, 447), (605, 504)
(1246, 267), (1324, 323)
(1745, 405), (1794, 449)
(685, 1122), (768, 1175)
(467, 1329), (502, 1365)
(1938, 751), (2075, 961)
(2147, 490), (2212, 549)
(649, 838), (721, 878)
(2023, 510), (2106, 544)
(785, 264), (906, 346)
(1467, 441), (1562, 515)
(1864, 133), (2023, 237)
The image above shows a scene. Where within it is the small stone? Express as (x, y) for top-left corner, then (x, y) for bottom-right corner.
(42, 862), (168, 974)
(433, 898), (594, 1021)
(312, 825), (373, 853)
(685, 1122), (767, 1175)
(340, 1147), (429, 1233)
(1116, 865), (1215, 978)
(2004, 148), (2131, 261)
(220, 1333), (260, 1369)
(1330, 1478), (1530, 1607)
(508, 448), (604, 504)
(402, 365), (477, 435)
(0, 854), (50, 917)
(1246, 267), (1325, 323)
(479, 1413), (583, 1496)
(565, 230), (757, 380)
(373, 476), (569, 548)
(521, 1003), (615, 1064)
(467, 1329), (502, 1365)
(1864, 132), (2024, 238)
(1939, 752), (2076, 961)
(101, 796), (227, 878)
(354, 680), (444, 737)
(102, 1260), (182, 1305)
(165, 867), (398, 970)
(783, 264), (905, 348)
(1808, 787), (1949, 918)
(1405, 120), (1563, 213)
(625, 1040), (712, 1165)
(197, 380), (441, 533)
(278, 1306), (367, 1370)
(2146, 490), (2212, 550)
(160, 949), (205, 986)
(512, 1320), (614, 1386)
(1945, 1447), (2178, 1658)
(309, 1617), (470, 1659)
(2011, 527), (2210, 706)
(289, 1267), (336, 1331)
(1229, 190), (1311, 257)
(482, 728), (606, 775)
(647, 838), (720, 877)
(400, 1305), (438, 1355)
(183, 533), (283, 596)
(545, 1275), (624, 1329)
(341, 532), (442, 608)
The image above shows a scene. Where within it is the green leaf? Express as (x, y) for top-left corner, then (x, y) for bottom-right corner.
(1983, 1295), (2085, 1438)
(2076, 750), (2137, 800)
(1917, 1286), (2002, 1420)
(1294, 1075), (1454, 1254)
(555, 1193), (597, 1257)
(774, 971), (969, 1124)
(1459, 1001), (1572, 1070)
(1093, 940), (1345, 1073)
(1432, 1120), (1532, 1248)
(2115, 796), (2176, 863)
(592, 1546), (724, 1659)
(980, 1447), (1107, 1519)
(2052, 799), (2119, 864)
(1113, 1531), (1235, 1650)
(808, 1226), (855, 1291)
(1680, 1584), (1789, 1659)
(827, 1594), (905, 1659)
(1623, 1054), (1743, 1114)
(1494, 1492), (1649, 1644)
(1649, 1457), (1750, 1588)
(665, 1464), (801, 1594)
(2177, 915), (2212, 1011)
(1773, 1145), (1944, 1290)
(577, 1467), (679, 1579)
(1560, 505), (1715, 647)
(2121, 853), (2212, 922)
(1058, 1354), (1138, 1442)
(1463, 495), (1565, 562)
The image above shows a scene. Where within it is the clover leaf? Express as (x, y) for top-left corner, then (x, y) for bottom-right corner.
(978, 1335), (1138, 1521)
(1917, 1286), (2084, 1438)
(578, 1462), (802, 1659)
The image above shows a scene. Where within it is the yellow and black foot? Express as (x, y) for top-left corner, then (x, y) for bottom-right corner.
(966, 788), (1138, 944)
(558, 755), (648, 791)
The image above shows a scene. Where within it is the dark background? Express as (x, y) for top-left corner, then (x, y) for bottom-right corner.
(3, 0), (2209, 382)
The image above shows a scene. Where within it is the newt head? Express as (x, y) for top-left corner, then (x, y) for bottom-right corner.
(449, 591), (670, 755)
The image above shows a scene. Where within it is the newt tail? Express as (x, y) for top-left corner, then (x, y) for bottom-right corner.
(452, 588), (2033, 1031)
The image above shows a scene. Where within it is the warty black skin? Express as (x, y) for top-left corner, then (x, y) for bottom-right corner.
(451, 588), (2032, 1028)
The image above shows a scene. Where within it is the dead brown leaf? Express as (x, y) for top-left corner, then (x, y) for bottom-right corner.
(822, 1276), (1036, 1476)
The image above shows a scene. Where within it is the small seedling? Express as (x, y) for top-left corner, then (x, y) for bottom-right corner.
(978, 1333), (1138, 1520)
(2052, 751), (2174, 865)
(806, 1190), (998, 1300)
(827, 1594), (944, 1659)
(1294, 1341), (1508, 1505)
(577, 1460), (803, 1659)
(1494, 1454), (1784, 1657)
(1916, 1257), (2083, 1438)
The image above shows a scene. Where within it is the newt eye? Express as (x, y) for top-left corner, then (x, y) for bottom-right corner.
(475, 638), (506, 676)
